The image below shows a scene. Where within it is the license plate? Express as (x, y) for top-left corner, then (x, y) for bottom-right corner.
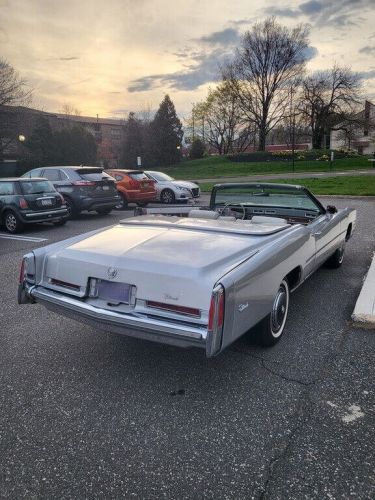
(102, 185), (109, 191)
(96, 279), (132, 303)
(41, 198), (52, 206)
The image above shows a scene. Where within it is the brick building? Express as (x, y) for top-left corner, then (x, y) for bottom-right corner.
(0, 105), (125, 168)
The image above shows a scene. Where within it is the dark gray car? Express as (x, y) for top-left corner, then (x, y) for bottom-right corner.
(22, 166), (120, 217)
(0, 177), (68, 233)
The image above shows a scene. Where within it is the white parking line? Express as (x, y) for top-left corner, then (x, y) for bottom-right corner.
(0, 233), (48, 242)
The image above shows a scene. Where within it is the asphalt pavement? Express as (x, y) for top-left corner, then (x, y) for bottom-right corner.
(1, 198), (375, 499)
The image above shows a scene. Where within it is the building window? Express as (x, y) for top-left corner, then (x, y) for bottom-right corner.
(110, 128), (121, 139)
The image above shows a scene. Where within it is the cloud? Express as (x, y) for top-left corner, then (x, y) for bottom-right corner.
(263, 0), (373, 28)
(359, 70), (375, 79)
(195, 28), (241, 45)
(299, 0), (324, 15)
(58, 56), (79, 61)
(128, 48), (224, 92)
(359, 45), (375, 55)
(302, 46), (319, 60)
(128, 27), (240, 93)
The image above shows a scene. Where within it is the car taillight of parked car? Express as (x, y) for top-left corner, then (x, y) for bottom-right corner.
(72, 180), (96, 186)
(19, 198), (28, 209)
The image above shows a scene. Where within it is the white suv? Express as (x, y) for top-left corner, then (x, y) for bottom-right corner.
(145, 171), (200, 204)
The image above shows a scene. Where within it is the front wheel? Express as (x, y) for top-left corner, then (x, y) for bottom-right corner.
(160, 189), (175, 204)
(4, 210), (24, 234)
(253, 279), (290, 347)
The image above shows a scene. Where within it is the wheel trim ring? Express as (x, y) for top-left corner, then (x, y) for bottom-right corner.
(270, 282), (289, 338)
(6, 214), (17, 232)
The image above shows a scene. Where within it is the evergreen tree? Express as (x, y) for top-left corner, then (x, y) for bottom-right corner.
(151, 95), (183, 166)
(120, 112), (144, 168)
(26, 116), (56, 166)
(189, 138), (205, 159)
(54, 125), (97, 165)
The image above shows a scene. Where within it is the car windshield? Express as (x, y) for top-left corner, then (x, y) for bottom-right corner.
(20, 180), (55, 194)
(213, 184), (321, 212)
(148, 172), (174, 182)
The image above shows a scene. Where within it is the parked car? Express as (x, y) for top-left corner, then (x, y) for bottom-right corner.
(0, 177), (68, 233)
(106, 169), (157, 209)
(144, 171), (200, 204)
(18, 183), (356, 357)
(22, 166), (120, 217)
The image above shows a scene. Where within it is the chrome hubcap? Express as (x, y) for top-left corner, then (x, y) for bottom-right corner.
(5, 214), (17, 232)
(271, 284), (288, 337)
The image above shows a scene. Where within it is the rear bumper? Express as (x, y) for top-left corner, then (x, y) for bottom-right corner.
(126, 191), (157, 202)
(21, 284), (212, 353)
(19, 207), (68, 223)
(79, 196), (120, 211)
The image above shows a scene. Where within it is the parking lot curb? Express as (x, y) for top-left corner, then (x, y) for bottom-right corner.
(352, 252), (375, 328)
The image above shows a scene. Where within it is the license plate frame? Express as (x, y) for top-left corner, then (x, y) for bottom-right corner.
(93, 279), (133, 304)
(41, 198), (53, 206)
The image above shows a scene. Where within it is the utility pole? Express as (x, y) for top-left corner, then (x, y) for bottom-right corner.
(290, 87), (295, 173)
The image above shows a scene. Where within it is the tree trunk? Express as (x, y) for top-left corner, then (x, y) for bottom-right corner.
(258, 127), (266, 151)
(312, 128), (324, 149)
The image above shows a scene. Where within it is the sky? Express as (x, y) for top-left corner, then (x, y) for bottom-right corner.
(1, 0), (375, 120)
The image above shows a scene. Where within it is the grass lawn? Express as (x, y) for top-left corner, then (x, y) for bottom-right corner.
(162, 155), (372, 180)
(199, 175), (375, 196)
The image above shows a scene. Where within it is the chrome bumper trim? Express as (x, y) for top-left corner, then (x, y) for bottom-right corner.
(30, 286), (207, 348)
(24, 208), (68, 218)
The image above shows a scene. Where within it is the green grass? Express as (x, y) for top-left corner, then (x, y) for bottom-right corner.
(162, 155), (372, 180)
(199, 175), (375, 196)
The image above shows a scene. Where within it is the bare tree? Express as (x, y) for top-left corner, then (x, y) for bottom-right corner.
(223, 18), (310, 151)
(194, 82), (253, 154)
(299, 65), (362, 149)
(0, 59), (32, 107)
(0, 59), (32, 159)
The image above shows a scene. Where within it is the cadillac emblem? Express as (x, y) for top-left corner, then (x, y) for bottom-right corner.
(107, 267), (118, 279)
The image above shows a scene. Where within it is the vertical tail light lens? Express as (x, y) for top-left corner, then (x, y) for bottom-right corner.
(19, 258), (25, 284)
(19, 254), (36, 284)
(19, 198), (28, 209)
(207, 284), (225, 357)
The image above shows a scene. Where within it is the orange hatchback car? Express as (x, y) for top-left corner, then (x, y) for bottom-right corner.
(106, 169), (157, 209)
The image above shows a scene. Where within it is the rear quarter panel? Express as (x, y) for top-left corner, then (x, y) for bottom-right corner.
(219, 225), (312, 350)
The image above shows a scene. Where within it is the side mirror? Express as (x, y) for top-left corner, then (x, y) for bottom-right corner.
(327, 205), (337, 214)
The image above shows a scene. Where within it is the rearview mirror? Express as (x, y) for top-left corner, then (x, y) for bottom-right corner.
(327, 205), (337, 214)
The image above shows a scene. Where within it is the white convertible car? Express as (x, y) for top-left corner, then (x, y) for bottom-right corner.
(144, 170), (200, 204)
(18, 183), (356, 357)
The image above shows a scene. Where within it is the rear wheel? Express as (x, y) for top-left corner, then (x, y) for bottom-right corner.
(65, 197), (78, 218)
(115, 193), (128, 210)
(4, 210), (24, 234)
(252, 279), (290, 347)
(325, 243), (345, 269)
(161, 189), (175, 204)
(96, 208), (112, 215)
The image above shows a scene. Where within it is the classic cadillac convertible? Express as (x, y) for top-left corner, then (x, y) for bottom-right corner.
(18, 183), (356, 357)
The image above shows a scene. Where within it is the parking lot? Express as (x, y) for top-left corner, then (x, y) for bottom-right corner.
(1, 197), (375, 499)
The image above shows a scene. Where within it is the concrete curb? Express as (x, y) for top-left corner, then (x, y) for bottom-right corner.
(352, 253), (375, 328)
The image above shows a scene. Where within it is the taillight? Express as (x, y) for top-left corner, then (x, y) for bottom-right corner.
(72, 180), (96, 186)
(19, 258), (25, 283)
(19, 198), (28, 209)
(147, 300), (201, 318)
(207, 284), (225, 357)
